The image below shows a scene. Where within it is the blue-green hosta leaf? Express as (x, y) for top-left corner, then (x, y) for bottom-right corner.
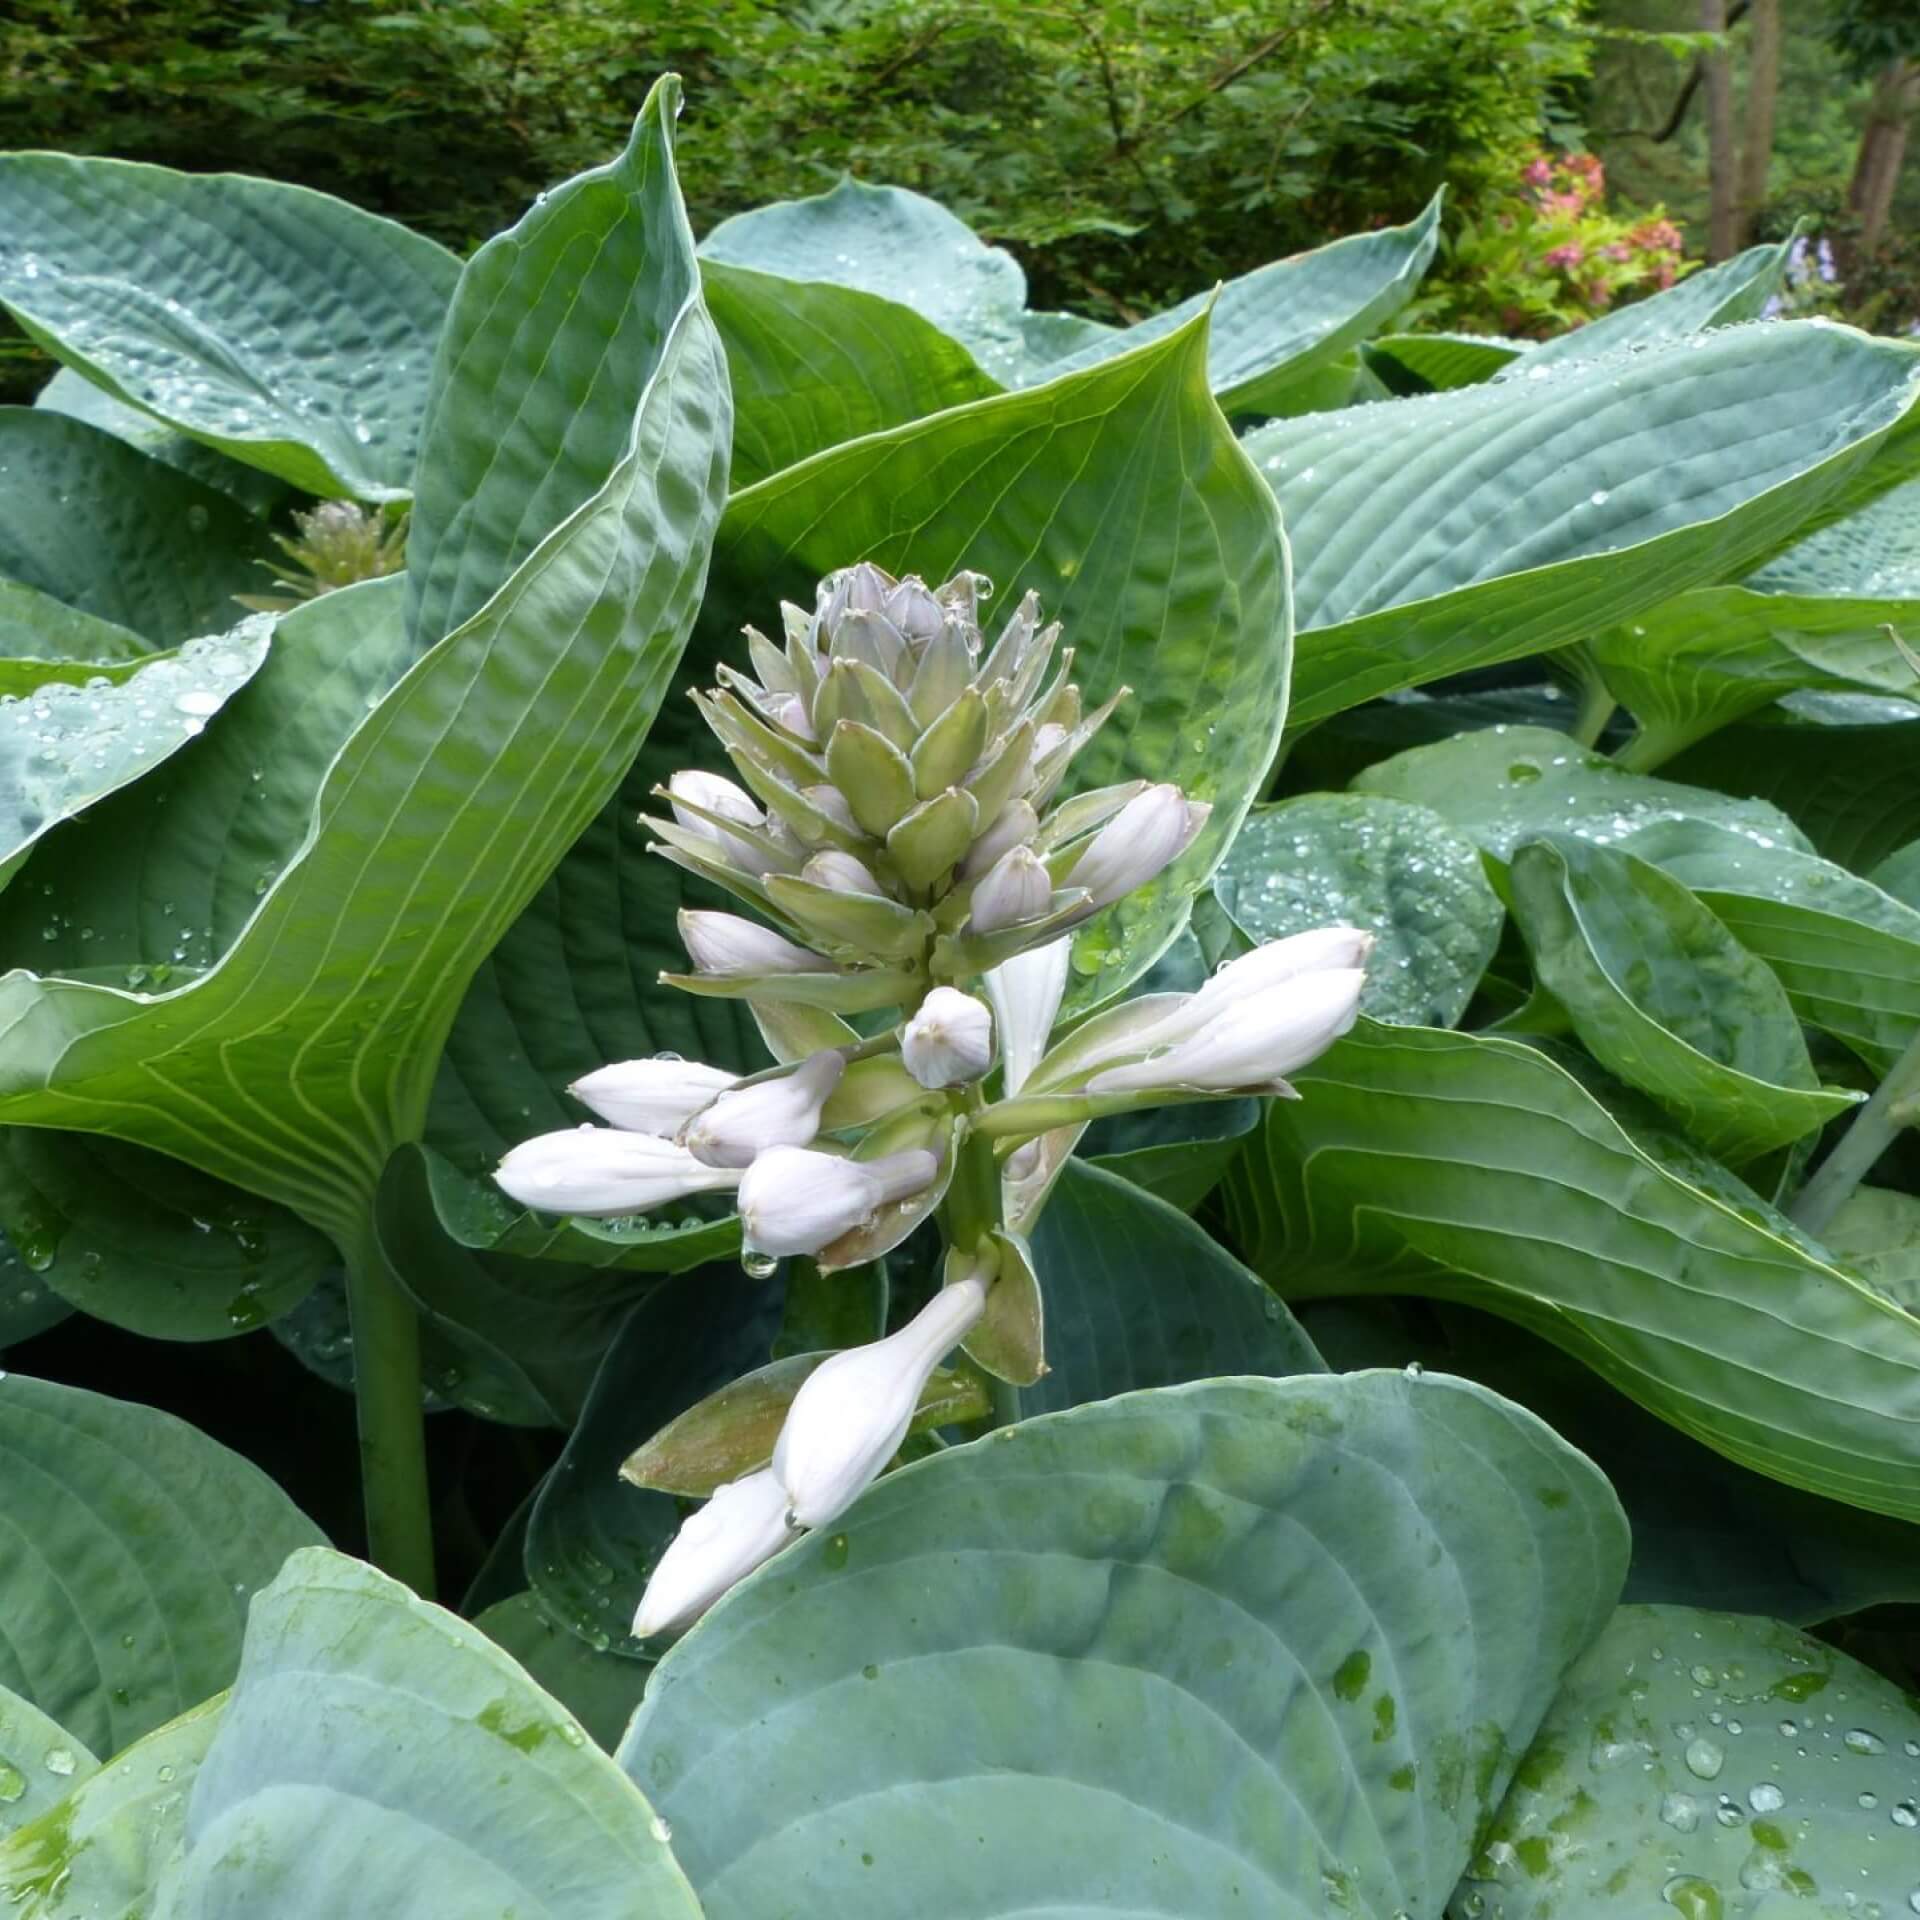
(0, 1232), (69, 1348)
(0, 1375), (322, 1755)
(0, 1698), (220, 1919)
(1455, 1606), (1920, 1916)
(1593, 586), (1920, 760)
(1745, 470), (1920, 598)
(0, 154), (459, 500)
(35, 367), (292, 517)
(1824, 1186), (1920, 1309)
(1026, 191), (1445, 410)
(1352, 724), (1810, 865)
(0, 578), (149, 695)
(1874, 834), (1920, 907)
(0, 1130), (333, 1340)
(149, 1550), (702, 1920)
(1253, 322), (1920, 727)
(0, 1684), (96, 1837)
(1229, 1020), (1920, 1521)
(1361, 331), (1524, 392)
(472, 1594), (652, 1753)
(702, 261), (999, 487)
(1665, 703), (1920, 873)
(1507, 835), (1855, 1162)
(1622, 817), (1920, 1073)
(1020, 1157), (1322, 1417)
(0, 89), (729, 1245)
(1214, 793), (1504, 1026)
(0, 410), (276, 646)
(0, 619), (267, 879)
(620, 1371), (1627, 1920)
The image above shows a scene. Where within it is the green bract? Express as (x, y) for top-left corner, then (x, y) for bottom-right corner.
(0, 67), (1918, 1920)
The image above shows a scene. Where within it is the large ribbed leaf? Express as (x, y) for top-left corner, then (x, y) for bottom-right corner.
(0, 1698), (220, 1919)
(473, 1594), (652, 1752)
(0, 1684), (95, 1837)
(1027, 191), (1444, 409)
(0, 91), (729, 1245)
(1362, 331), (1522, 392)
(620, 1372), (1626, 1920)
(0, 578), (148, 695)
(0, 153), (458, 499)
(1019, 1158), (1322, 1416)
(1353, 724), (1810, 863)
(1228, 1020), (1920, 1520)
(0, 410), (276, 645)
(1253, 323), (1920, 727)
(149, 1550), (702, 1920)
(1592, 586), (1919, 761)
(0, 1130), (333, 1340)
(1623, 818), (1920, 1073)
(1456, 1606), (1920, 1917)
(703, 261), (999, 486)
(1507, 835), (1854, 1162)
(0, 1375), (322, 1756)
(1745, 470), (1920, 597)
(1214, 793), (1504, 1026)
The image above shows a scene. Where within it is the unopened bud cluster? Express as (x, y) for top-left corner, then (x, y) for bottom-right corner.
(494, 563), (1371, 1636)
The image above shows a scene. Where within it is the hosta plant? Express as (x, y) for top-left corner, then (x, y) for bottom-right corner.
(0, 69), (1919, 1920)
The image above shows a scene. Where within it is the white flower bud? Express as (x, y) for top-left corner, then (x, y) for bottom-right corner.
(568, 1057), (739, 1135)
(967, 845), (1053, 934)
(960, 799), (1039, 881)
(738, 1146), (940, 1257)
(494, 1126), (741, 1217)
(772, 1275), (989, 1529)
(803, 850), (886, 895)
(679, 910), (826, 977)
(1131, 926), (1374, 1053)
(983, 938), (1070, 1095)
(1086, 967), (1365, 1095)
(901, 988), (994, 1088)
(1067, 783), (1211, 908)
(801, 784), (860, 836)
(681, 1050), (845, 1169)
(631, 1468), (798, 1639)
(668, 771), (767, 871)
(771, 693), (813, 740)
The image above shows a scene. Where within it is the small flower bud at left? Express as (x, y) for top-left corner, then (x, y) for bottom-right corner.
(901, 987), (995, 1088)
(569, 1058), (738, 1135)
(772, 1274), (989, 1529)
(1086, 967), (1365, 1095)
(631, 1467), (798, 1639)
(738, 1146), (940, 1257)
(968, 845), (1052, 934)
(1067, 783), (1211, 908)
(679, 910), (826, 977)
(681, 1050), (845, 1169)
(495, 1127), (742, 1217)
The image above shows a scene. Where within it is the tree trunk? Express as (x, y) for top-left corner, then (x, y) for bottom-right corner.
(1848, 59), (1920, 257)
(1701, 0), (1738, 261)
(1735, 0), (1780, 249)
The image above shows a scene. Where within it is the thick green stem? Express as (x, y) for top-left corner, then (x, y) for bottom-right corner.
(343, 1226), (437, 1596)
(1789, 1026), (1920, 1238)
(1612, 724), (1689, 775)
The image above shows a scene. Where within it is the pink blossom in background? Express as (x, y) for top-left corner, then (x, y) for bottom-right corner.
(1543, 242), (1585, 269)
(1522, 156), (1553, 187)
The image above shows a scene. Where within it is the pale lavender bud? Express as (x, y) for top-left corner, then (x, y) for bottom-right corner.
(495, 1126), (741, 1217)
(568, 1057), (738, 1135)
(801, 784), (860, 836)
(901, 987), (994, 1088)
(803, 850), (886, 895)
(1086, 967), (1365, 1095)
(682, 1051), (845, 1169)
(771, 1274), (989, 1528)
(679, 910), (827, 977)
(982, 938), (1070, 1096)
(960, 799), (1039, 881)
(967, 844), (1053, 934)
(737, 1146), (940, 1257)
(631, 1468), (798, 1638)
(1066, 783), (1211, 908)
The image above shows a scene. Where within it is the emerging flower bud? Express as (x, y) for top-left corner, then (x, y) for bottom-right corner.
(679, 910), (827, 977)
(738, 1146), (940, 1257)
(1086, 967), (1366, 1095)
(569, 1057), (739, 1135)
(983, 938), (1070, 1095)
(1066, 783), (1211, 908)
(681, 1050), (846, 1169)
(803, 849), (886, 896)
(1131, 926), (1374, 1053)
(668, 770), (768, 870)
(901, 987), (994, 1088)
(631, 1467), (799, 1638)
(960, 799), (1039, 882)
(495, 1126), (741, 1217)
(772, 1274), (989, 1528)
(968, 845), (1053, 934)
